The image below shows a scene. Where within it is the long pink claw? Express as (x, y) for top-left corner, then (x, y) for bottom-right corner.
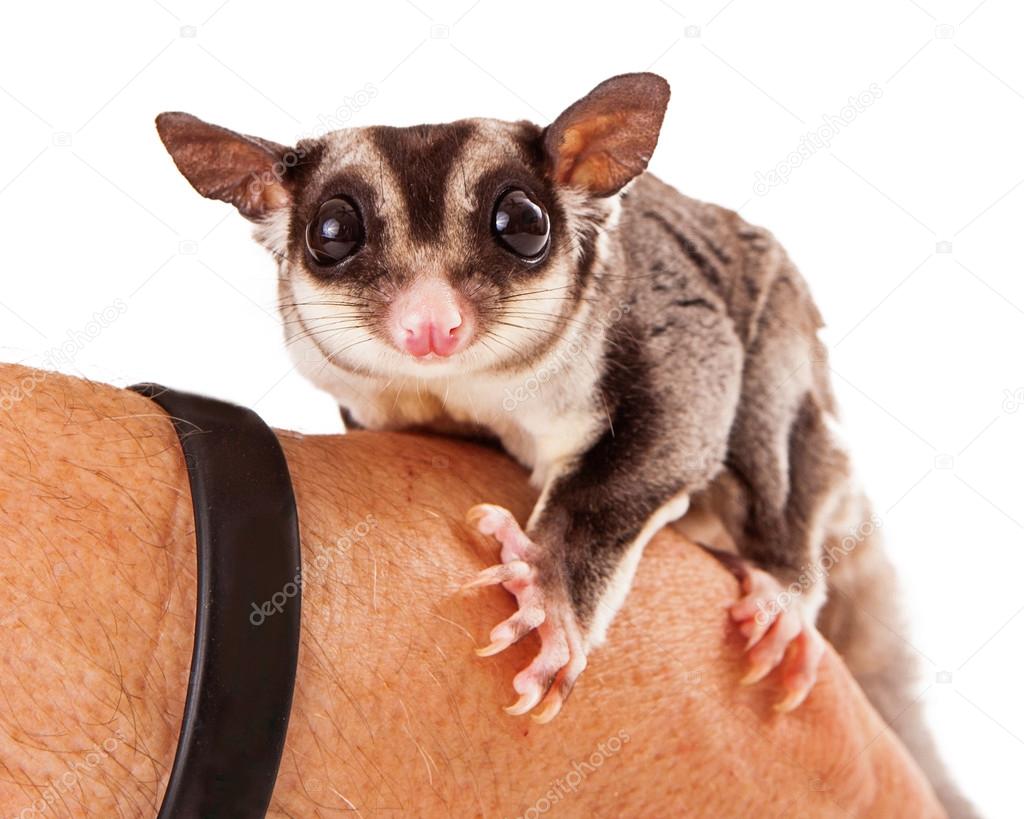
(463, 502), (588, 721)
(726, 561), (826, 711)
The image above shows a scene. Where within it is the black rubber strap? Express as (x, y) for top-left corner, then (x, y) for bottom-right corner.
(130, 383), (301, 819)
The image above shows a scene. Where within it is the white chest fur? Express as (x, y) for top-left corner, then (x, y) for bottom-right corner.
(288, 319), (604, 485)
(332, 364), (600, 482)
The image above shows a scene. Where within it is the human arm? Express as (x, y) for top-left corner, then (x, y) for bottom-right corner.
(0, 364), (942, 817)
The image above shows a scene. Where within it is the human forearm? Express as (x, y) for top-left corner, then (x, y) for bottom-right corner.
(0, 365), (942, 817)
(0, 368), (191, 816)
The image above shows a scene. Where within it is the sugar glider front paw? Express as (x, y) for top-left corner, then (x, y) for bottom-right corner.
(727, 561), (826, 713)
(462, 503), (587, 723)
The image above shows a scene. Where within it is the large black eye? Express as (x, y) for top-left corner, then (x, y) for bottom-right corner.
(493, 189), (549, 260)
(306, 197), (364, 266)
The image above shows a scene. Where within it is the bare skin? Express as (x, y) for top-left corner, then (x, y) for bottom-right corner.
(0, 364), (942, 818)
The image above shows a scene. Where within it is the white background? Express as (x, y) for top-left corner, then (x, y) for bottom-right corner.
(1, 1), (1021, 815)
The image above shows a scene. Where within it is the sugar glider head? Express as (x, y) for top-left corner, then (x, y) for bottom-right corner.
(156, 73), (669, 379)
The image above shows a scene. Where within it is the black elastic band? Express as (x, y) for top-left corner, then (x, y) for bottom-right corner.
(130, 384), (301, 819)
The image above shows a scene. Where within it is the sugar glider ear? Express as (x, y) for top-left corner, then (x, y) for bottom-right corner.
(544, 73), (670, 197)
(155, 112), (293, 220)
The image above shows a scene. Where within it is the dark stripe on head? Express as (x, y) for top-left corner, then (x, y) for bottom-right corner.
(284, 140), (326, 193)
(369, 122), (476, 243)
(512, 120), (546, 171)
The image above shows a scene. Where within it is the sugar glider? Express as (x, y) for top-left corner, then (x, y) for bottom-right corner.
(156, 73), (975, 816)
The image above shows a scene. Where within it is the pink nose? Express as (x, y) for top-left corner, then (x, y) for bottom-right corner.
(400, 312), (465, 357)
(392, 280), (473, 358)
